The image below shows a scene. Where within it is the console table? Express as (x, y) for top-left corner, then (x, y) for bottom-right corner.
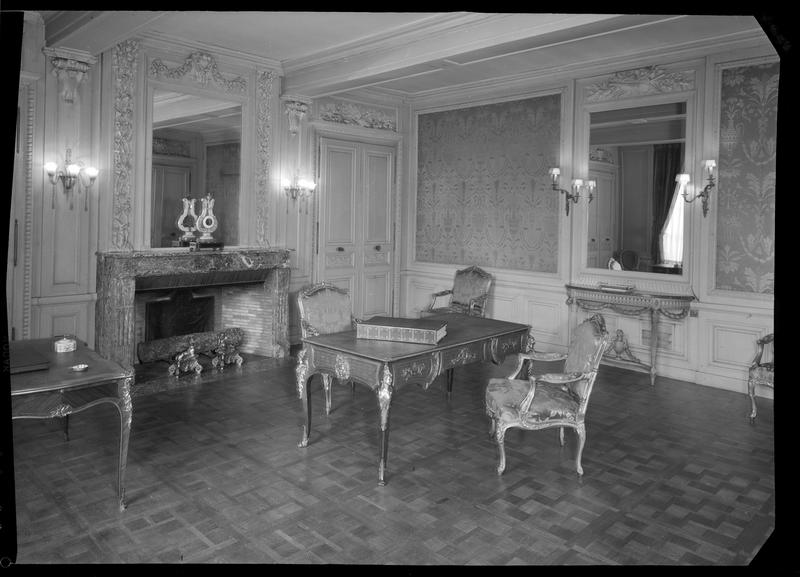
(296, 313), (531, 485)
(565, 284), (694, 386)
(10, 339), (133, 511)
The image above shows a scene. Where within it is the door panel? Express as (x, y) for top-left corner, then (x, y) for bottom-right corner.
(319, 137), (394, 319)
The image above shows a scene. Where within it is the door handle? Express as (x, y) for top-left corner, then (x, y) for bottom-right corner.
(336, 247), (344, 252)
(374, 245), (381, 251)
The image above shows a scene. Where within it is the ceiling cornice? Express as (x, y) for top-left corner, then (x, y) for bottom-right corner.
(42, 11), (169, 55)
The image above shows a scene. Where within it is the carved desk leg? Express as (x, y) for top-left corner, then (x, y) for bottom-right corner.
(376, 364), (394, 486)
(296, 347), (312, 448)
(116, 376), (133, 511)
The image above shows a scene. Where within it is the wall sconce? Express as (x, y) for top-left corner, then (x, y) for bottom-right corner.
(44, 148), (98, 210)
(282, 171), (317, 201)
(675, 159), (715, 217)
(549, 168), (595, 216)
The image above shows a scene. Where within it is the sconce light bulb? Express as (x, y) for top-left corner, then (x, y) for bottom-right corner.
(548, 167), (560, 177)
(84, 166), (99, 179)
(586, 179), (596, 191)
(298, 178), (316, 190)
(44, 162), (58, 176)
(66, 163), (81, 177)
(572, 178), (583, 188)
(676, 173), (691, 185)
(281, 178), (292, 188)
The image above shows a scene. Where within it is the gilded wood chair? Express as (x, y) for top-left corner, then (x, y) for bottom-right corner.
(485, 314), (609, 476)
(423, 265), (493, 318)
(421, 265), (494, 398)
(748, 333), (774, 423)
(297, 282), (358, 414)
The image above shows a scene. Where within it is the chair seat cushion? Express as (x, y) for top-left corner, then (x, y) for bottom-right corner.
(749, 364), (774, 386)
(486, 377), (580, 425)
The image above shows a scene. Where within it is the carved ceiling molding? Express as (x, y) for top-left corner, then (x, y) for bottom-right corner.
(317, 98), (397, 132)
(585, 65), (695, 102)
(112, 39), (139, 252)
(152, 137), (192, 158)
(255, 69), (275, 248)
(43, 46), (97, 103)
(149, 51), (247, 94)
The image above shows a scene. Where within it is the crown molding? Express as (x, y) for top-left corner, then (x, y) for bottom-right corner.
(405, 29), (771, 107)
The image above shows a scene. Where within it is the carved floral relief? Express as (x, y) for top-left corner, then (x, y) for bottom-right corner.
(415, 94), (561, 272)
(715, 62), (778, 294)
(317, 97), (397, 131)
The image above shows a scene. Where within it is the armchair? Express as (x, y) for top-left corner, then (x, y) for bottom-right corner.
(423, 265), (493, 318)
(485, 314), (609, 476)
(297, 282), (358, 414)
(747, 333), (774, 423)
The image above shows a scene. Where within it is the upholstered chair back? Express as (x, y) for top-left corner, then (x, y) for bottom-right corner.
(562, 314), (609, 407)
(450, 266), (493, 315)
(297, 282), (353, 338)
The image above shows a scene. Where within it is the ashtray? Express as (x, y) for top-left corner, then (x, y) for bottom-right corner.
(70, 364), (89, 372)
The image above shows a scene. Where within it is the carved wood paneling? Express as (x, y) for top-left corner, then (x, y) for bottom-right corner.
(584, 65), (695, 102)
(255, 69), (275, 247)
(111, 39), (138, 251)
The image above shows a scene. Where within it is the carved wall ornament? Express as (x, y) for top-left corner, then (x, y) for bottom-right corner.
(153, 137), (192, 157)
(43, 47), (97, 103)
(318, 100), (397, 131)
(284, 100), (309, 135)
(149, 51), (247, 94)
(112, 39), (139, 251)
(255, 69), (275, 247)
(585, 65), (695, 102)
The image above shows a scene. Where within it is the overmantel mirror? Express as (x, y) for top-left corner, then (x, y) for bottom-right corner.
(572, 63), (699, 284)
(582, 98), (692, 278)
(147, 84), (243, 248)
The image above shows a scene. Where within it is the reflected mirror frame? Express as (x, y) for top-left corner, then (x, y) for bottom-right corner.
(147, 83), (245, 250)
(583, 98), (691, 277)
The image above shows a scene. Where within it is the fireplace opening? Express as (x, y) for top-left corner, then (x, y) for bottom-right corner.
(144, 288), (215, 341)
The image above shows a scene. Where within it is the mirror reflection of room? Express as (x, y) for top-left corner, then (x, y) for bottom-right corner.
(151, 89), (242, 248)
(588, 102), (686, 275)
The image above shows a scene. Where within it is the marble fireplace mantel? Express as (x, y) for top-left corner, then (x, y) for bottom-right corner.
(95, 248), (291, 367)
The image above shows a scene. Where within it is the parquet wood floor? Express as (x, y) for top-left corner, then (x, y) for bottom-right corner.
(9, 355), (777, 565)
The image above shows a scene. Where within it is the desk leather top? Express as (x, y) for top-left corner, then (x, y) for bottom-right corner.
(303, 313), (529, 363)
(9, 339), (130, 396)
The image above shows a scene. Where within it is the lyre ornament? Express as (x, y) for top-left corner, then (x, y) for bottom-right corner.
(195, 193), (218, 242)
(176, 197), (198, 241)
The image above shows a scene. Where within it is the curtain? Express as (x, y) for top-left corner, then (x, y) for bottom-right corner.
(651, 143), (683, 264)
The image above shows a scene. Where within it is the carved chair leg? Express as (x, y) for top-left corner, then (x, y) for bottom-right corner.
(351, 379), (356, 398)
(488, 417), (496, 439)
(495, 421), (507, 475)
(574, 424), (586, 476)
(558, 426), (565, 447)
(748, 378), (758, 423)
(63, 415), (70, 441)
(446, 368), (454, 400)
(322, 374), (333, 415)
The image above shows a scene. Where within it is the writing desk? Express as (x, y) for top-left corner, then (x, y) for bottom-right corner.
(296, 313), (531, 485)
(9, 339), (134, 511)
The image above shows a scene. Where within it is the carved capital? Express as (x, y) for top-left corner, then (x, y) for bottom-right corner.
(43, 47), (97, 103)
(283, 100), (309, 135)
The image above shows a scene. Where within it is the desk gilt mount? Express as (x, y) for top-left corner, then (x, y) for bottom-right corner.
(565, 284), (694, 386)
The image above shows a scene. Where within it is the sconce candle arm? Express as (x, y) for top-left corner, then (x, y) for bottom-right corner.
(677, 160), (715, 218)
(548, 168), (595, 216)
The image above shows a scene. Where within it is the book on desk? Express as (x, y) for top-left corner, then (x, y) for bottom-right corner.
(356, 316), (447, 345)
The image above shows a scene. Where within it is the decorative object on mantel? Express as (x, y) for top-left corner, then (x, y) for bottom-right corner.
(548, 167), (595, 216)
(44, 147), (98, 211)
(195, 193), (219, 243)
(675, 159), (716, 217)
(177, 197), (198, 243)
(168, 338), (203, 376)
(565, 283), (694, 386)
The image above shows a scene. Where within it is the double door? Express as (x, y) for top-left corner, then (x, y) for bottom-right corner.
(317, 138), (394, 319)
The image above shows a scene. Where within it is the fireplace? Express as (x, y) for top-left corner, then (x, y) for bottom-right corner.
(95, 248), (291, 368)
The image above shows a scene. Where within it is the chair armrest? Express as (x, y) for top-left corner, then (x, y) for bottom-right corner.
(503, 351), (566, 379)
(351, 316), (362, 329)
(518, 372), (586, 414)
(430, 289), (453, 310)
(535, 372), (585, 385)
(529, 351), (567, 363)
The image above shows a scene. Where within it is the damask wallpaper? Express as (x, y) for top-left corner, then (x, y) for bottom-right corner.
(715, 62), (778, 294)
(415, 94), (561, 272)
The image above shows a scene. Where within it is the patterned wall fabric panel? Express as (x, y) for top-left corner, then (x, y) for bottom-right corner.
(715, 62), (778, 294)
(415, 94), (561, 272)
